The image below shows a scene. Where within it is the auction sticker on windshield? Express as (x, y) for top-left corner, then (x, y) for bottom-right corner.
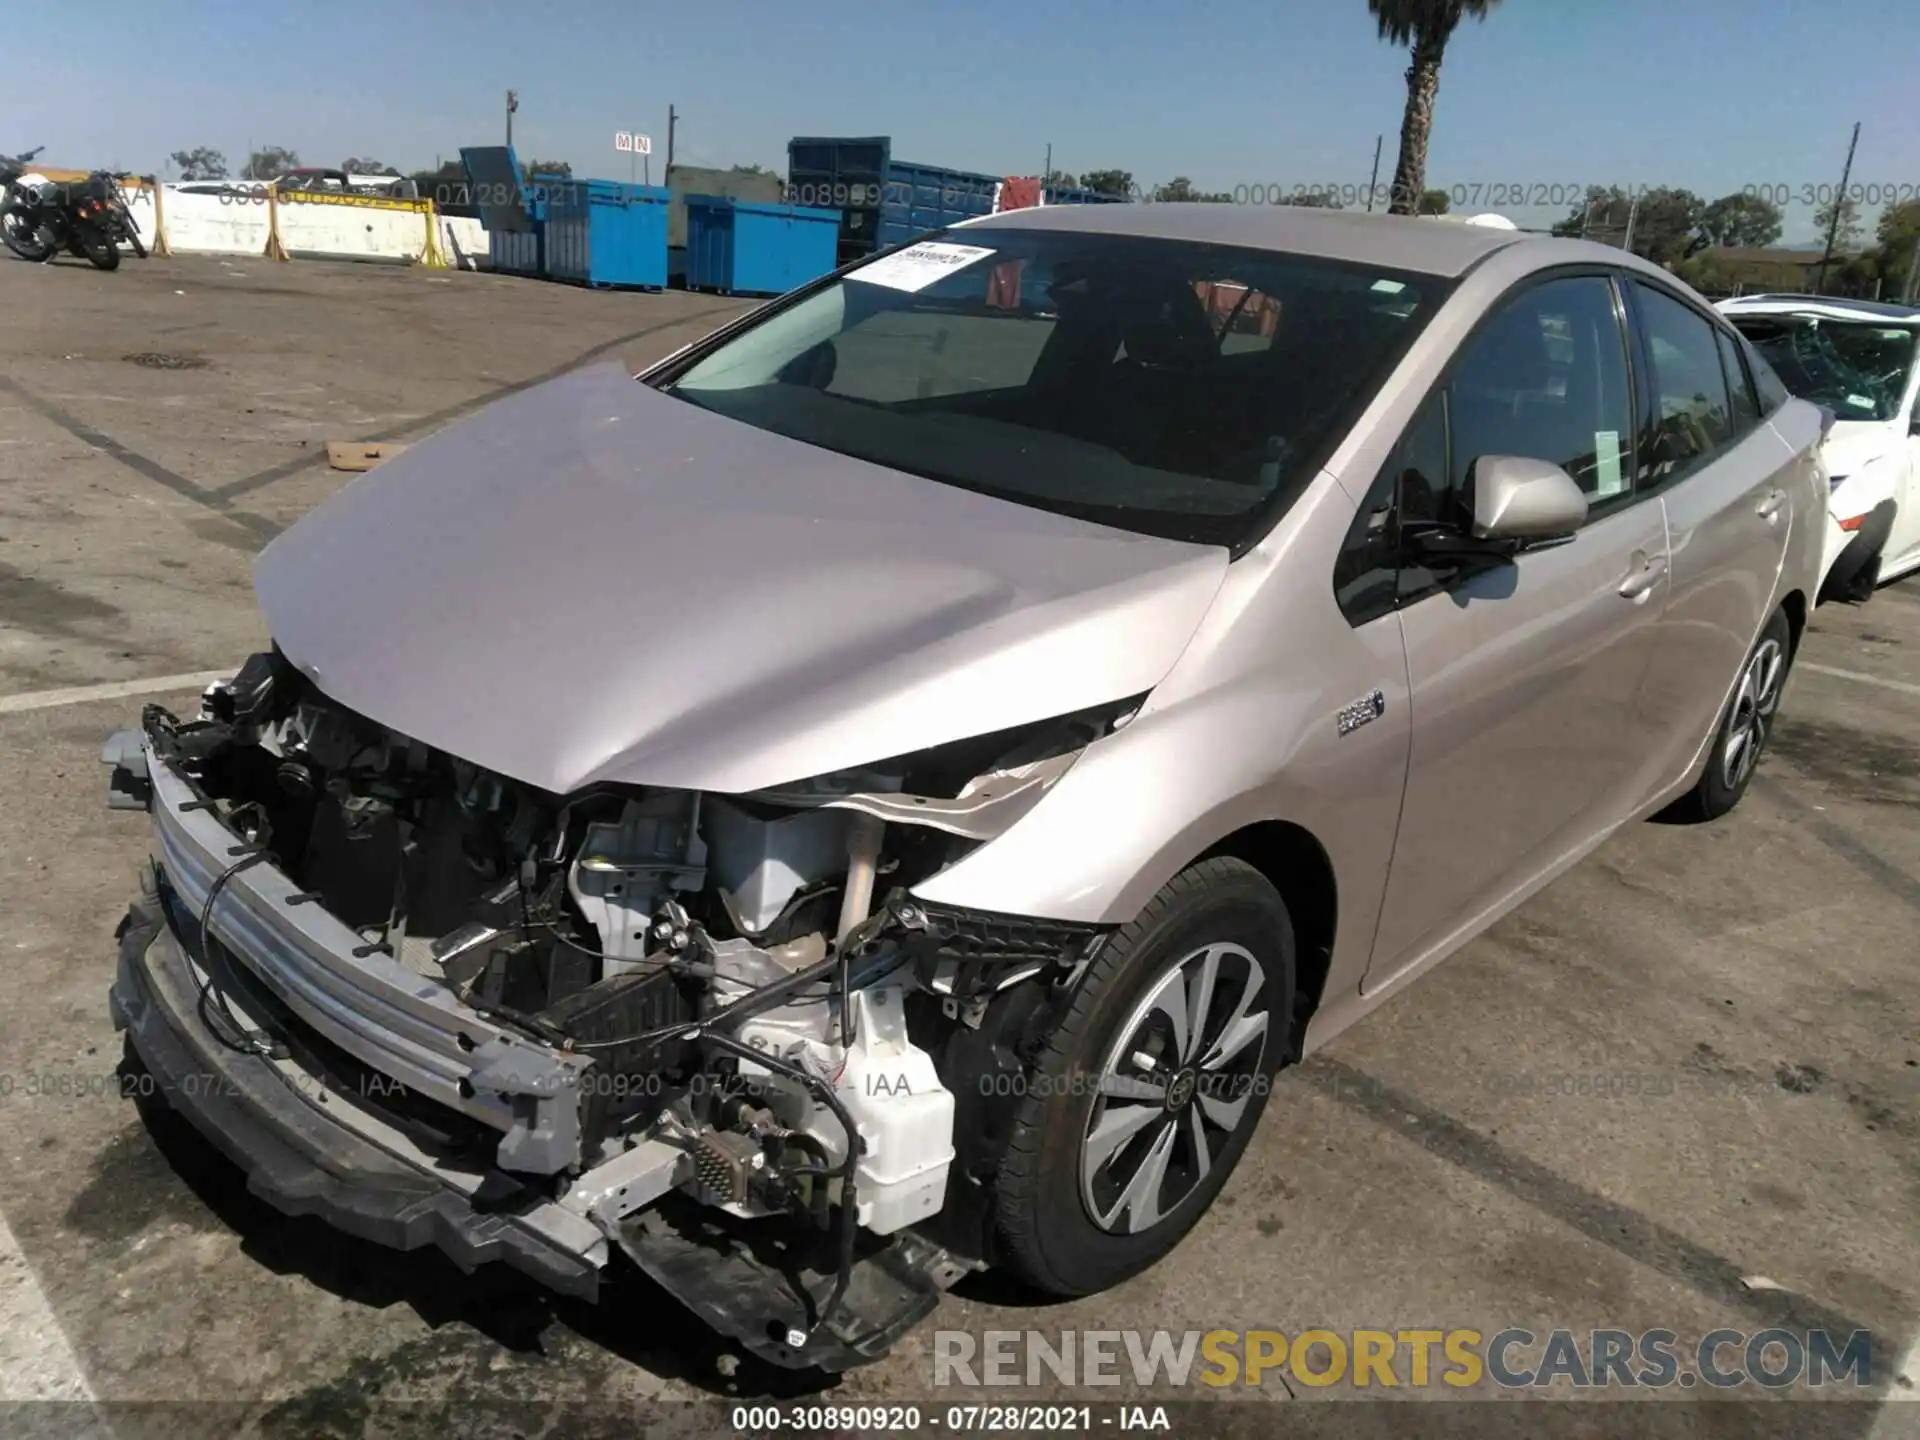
(849, 242), (996, 293)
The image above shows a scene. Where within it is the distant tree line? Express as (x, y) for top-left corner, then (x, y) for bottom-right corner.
(1548, 185), (1919, 298)
(169, 145), (407, 182)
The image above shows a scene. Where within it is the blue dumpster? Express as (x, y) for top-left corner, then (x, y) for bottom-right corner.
(459, 146), (570, 279)
(683, 196), (841, 297)
(786, 137), (1002, 264)
(489, 227), (543, 278)
(545, 180), (670, 289)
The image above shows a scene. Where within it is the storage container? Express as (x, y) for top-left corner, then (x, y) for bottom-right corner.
(489, 227), (544, 278)
(665, 163), (785, 248)
(545, 179), (670, 290)
(786, 136), (1000, 264)
(683, 195), (841, 297)
(458, 146), (571, 278)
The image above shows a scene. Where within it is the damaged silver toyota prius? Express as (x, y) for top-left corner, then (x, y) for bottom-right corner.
(104, 204), (1824, 1369)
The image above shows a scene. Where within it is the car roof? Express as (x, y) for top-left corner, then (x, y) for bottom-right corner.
(1718, 294), (1920, 325)
(957, 202), (1601, 278)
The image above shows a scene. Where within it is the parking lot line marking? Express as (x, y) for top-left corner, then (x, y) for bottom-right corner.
(206, 302), (745, 503)
(0, 671), (229, 717)
(1800, 662), (1920, 699)
(0, 375), (279, 552)
(1301, 1056), (1879, 1343)
(1756, 775), (1920, 914)
(0, 1211), (96, 1402)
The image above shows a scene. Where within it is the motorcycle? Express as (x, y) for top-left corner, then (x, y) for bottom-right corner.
(0, 144), (45, 195)
(0, 147), (53, 260)
(2, 154), (147, 270)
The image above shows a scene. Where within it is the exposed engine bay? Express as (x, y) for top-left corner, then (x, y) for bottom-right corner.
(119, 647), (1124, 1366)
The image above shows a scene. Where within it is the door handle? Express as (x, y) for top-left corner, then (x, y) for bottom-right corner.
(1618, 551), (1667, 601)
(1756, 489), (1786, 521)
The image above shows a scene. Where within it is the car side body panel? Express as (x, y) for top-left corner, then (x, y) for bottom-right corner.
(921, 241), (1826, 1061)
(1632, 403), (1826, 822)
(1361, 496), (1671, 990)
(913, 473), (1415, 1013)
(1640, 422), (1796, 785)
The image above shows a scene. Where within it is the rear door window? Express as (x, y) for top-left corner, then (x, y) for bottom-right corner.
(1716, 326), (1761, 436)
(1631, 283), (1736, 488)
(1746, 338), (1792, 414)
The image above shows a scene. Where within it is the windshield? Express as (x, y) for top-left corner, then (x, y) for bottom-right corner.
(1729, 315), (1920, 423)
(663, 228), (1445, 546)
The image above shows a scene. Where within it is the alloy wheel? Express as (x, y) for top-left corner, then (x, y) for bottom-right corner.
(1720, 637), (1786, 791)
(1079, 941), (1270, 1235)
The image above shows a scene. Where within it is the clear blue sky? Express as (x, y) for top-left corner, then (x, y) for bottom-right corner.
(19, 0), (1919, 244)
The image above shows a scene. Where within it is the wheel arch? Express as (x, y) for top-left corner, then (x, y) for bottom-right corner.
(1193, 820), (1337, 1061)
(1780, 588), (1807, 657)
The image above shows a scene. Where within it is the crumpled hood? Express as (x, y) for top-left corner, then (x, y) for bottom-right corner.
(253, 363), (1229, 795)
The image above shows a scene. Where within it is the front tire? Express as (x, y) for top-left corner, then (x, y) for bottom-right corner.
(120, 203), (147, 259)
(1669, 607), (1793, 822)
(993, 857), (1295, 1296)
(1, 205), (50, 262)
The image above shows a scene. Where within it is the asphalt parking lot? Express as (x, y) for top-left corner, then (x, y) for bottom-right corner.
(0, 252), (1915, 1438)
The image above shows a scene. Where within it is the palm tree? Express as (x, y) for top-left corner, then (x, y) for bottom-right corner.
(1369, 0), (1501, 215)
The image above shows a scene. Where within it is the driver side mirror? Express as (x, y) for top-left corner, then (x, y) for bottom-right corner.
(1403, 455), (1589, 566)
(1470, 455), (1590, 542)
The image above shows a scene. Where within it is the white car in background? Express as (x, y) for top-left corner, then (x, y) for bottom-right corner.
(1718, 295), (1920, 601)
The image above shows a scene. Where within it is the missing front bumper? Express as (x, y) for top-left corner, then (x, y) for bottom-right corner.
(112, 722), (597, 1177)
(109, 886), (607, 1299)
(109, 886), (976, 1369)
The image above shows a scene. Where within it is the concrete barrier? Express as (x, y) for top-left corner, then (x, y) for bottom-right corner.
(78, 181), (492, 268)
(439, 215), (490, 270)
(141, 186), (272, 254)
(275, 190), (446, 264)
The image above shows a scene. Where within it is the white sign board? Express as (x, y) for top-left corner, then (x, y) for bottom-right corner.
(846, 241), (996, 293)
(614, 132), (653, 155)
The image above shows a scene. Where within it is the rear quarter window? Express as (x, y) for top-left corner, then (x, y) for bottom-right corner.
(1746, 339), (1793, 414)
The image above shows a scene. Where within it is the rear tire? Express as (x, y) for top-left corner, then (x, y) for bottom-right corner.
(79, 226), (120, 271)
(1667, 607), (1793, 822)
(993, 857), (1295, 1297)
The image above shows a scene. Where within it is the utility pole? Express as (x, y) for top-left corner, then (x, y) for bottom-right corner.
(1366, 133), (1383, 212)
(1902, 230), (1920, 305)
(666, 105), (678, 173)
(506, 89), (518, 150)
(1623, 195), (1640, 255)
(1043, 142), (1052, 187)
(1814, 121), (1861, 296)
